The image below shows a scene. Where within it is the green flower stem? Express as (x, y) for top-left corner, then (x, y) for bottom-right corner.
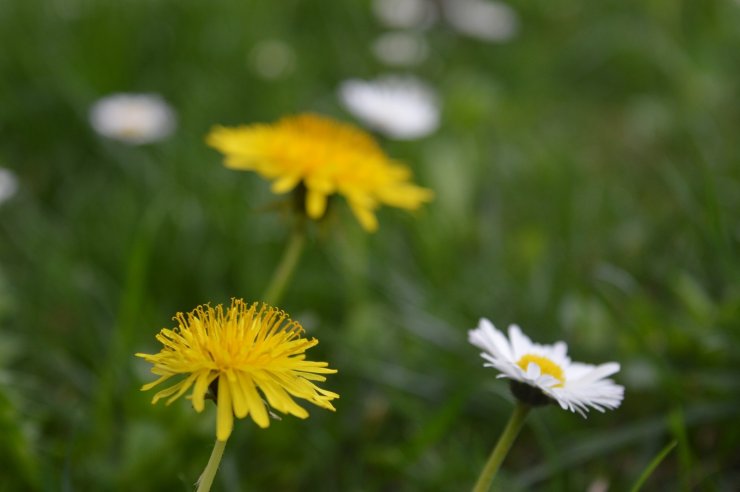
(262, 223), (306, 306)
(472, 403), (531, 492)
(196, 439), (227, 492)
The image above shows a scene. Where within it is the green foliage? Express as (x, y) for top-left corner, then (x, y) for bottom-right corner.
(1, 0), (739, 490)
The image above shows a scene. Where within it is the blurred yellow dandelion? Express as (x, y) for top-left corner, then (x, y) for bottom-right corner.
(136, 299), (338, 441)
(206, 113), (433, 231)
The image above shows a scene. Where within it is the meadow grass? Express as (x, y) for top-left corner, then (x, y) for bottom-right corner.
(1, 0), (739, 490)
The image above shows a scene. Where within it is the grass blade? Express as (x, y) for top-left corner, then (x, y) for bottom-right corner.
(630, 440), (678, 492)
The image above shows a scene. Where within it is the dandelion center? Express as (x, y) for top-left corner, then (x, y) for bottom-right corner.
(517, 354), (565, 386)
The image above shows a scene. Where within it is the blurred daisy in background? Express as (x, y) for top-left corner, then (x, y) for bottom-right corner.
(339, 75), (440, 140)
(89, 93), (176, 145)
(0, 168), (19, 206)
(372, 31), (429, 67)
(249, 39), (296, 80)
(469, 319), (624, 415)
(207, 113), (433, 232)
(372, 0), (437, 30)
(442, 0), (518, 43)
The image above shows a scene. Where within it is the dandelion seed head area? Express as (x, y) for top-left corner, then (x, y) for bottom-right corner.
(206, 113), (433, 232)
(137, 299), (339, 441)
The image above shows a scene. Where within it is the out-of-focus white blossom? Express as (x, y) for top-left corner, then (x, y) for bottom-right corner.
(0, 168), (18, 205)
(250, 39), (296, 80)
(372, 0), (437, 29)
(339, 76), (440, 140)
(586, 478), (610, 492)
(89, 93), (176, 145)
(372, 32), (429, 67)
(443, 0), (518, 42)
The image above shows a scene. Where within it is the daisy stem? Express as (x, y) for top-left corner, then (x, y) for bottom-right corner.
(472, 403), (531, 492)
(262, 222), (306, 305)
(196, 439), (227, 492)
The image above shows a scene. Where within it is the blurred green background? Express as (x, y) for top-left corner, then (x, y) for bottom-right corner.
(1, 0), (739, 490)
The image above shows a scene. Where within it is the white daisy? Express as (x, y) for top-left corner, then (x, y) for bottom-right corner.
(338, 75), (440, 140)
(0, 167), (19, 205)
(469, 318), (624, 416)
(372, 31), (429, 67)
(443, 0), (518, 43)
(89, 93), (176, 145)
(372, 0), (437, 30)
(250, 39), (296, 80)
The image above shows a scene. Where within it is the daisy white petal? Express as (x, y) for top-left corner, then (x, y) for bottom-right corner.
(525, 362), (541, 380)
(469, 318), (513, 362)
(507, 324), (532, 360)
(571, 362), (621, 384)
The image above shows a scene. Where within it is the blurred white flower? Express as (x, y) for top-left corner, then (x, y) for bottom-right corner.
(0, 168), (18, 205)
(586, 478), (610, 492)
(372, 0), (437, 29)
(339, 76), (440, 140)
(469, 319), (624, 416)
(250, 39), (296, 80)
(372, 32), (429, 67)
(89, 93), (176, 145)
(443, 0), (518, 42)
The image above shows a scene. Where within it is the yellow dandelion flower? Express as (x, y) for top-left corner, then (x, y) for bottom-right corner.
(136, 299), (339, 441)
(206, 113), (433, 232)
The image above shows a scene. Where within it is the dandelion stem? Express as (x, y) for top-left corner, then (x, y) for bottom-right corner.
(262, 222), (306, 305)
(472, 403), (531, 492)
(196, 439), (227, 492)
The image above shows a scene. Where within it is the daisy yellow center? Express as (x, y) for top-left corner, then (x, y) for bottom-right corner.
(517, 354), (565, 386)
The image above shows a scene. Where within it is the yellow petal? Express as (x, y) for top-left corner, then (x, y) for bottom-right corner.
(271, 175), (301, 194)
(165, 372), (199, 405)
(216, 377), (233, 441)
(151, 374), (196, 405)
(192, 371), (216, 413)
(229, 372), (249, 419)
(348, 201), (378, 232)
(140, 374), (170, 392)
(241, 376), (270, 428)
(306, 189), (328, 219)
(257, 376), (309, 419)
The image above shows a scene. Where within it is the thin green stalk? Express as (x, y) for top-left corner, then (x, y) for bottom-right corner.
(196, 439), (228, 492)
(629, 440), (677, 492)
(262, 223), (306, 305)
(472, 403), (531, 492)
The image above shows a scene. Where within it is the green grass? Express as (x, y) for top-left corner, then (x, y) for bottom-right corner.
(1, 0), (739, 490)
